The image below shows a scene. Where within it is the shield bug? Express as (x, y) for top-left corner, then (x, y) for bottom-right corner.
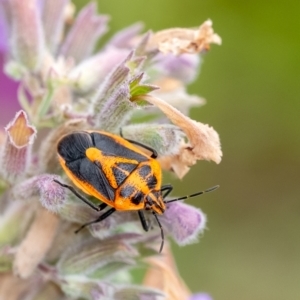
(54, 130), (218, 252)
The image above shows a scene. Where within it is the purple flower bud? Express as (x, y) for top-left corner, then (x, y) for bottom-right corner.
(8, 0), (45, 70)
(91, 51), (134, 131)
(91, 51), (132, 108)
(95, 84), (132, 132)
(107, 22), (144, 49)
(153, 53), (200, 84)
(189, 293), (213, 300)
(59, 2), (109, 63)
(0, 1), (20, 124)
(1, 110), (36, 181)
(13, 174), (67, 212)
(36, 175), (67, 212)
(160, 202), (207, 245)
(0, 58), (20, 126)
(69, 47), (129, 93)
(41, 0), (69, 53)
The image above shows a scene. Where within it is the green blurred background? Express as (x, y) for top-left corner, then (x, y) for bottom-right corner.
(76, 1), (300, 299)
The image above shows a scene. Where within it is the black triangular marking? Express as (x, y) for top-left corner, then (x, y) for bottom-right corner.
(112, 167), (130, 187)
(116, 162), (137, 174)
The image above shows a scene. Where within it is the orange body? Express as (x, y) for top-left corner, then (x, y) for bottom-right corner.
(57, 130), (165, 214)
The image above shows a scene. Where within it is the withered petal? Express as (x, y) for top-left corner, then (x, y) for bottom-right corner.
(143, 245), (191, 300)
(5, 110), (36, 148)
(149, 19), (221, 55)
(140, 95), (222, 177)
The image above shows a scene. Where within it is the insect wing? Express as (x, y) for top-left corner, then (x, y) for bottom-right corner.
(57, 131), (115, 203)
(90, 131), (149, 162)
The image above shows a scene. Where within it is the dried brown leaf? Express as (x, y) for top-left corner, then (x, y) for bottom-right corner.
(139, 95), (222, 178)
(148, 19), (221, 55)
(158, 153), (191, 179)
(143, 245), (191, 300)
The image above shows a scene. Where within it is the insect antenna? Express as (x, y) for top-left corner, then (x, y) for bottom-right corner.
(164, 185), (219, 204)
(152, 212), (164, 253)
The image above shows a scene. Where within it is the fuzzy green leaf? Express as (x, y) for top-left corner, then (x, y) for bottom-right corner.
(88, 260), (134, 280)
(114, 286), (165, 300)
(58, 238), (138, 276)
(131, 84), (159, 98)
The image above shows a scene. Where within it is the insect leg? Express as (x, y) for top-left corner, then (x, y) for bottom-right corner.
(75, 208), (116, 233)
(152, 212), (164, 253)
(138, 210), (149, 232)
(99, 203), (108, 211)
(53, 179), (100, 211)
(119, 128), (158, 159)
(161, 184), (173, 200)
(126, 139), (158, 159)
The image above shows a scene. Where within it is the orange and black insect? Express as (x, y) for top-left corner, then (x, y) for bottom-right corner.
(54, 130), (218, 252)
